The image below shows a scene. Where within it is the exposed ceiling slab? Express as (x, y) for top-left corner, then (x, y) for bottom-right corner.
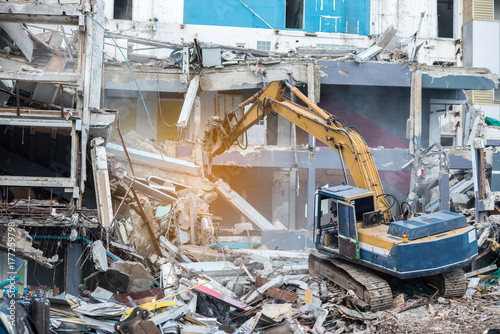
(210, 147), (411, 171)
(318, 60), (498, 90)
(103, 61), (309, 93)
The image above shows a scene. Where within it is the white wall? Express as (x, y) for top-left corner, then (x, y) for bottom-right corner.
(371, 0), (461, 64)
(470, 20), (500, 75)
(476, 104), (500, 120)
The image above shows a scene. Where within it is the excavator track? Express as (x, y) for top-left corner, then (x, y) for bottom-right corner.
(309, 251), (393, 311)
(426, 269), (467, 298)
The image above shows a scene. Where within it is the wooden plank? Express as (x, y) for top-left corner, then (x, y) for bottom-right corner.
(465, 264), (497, 278)
(305, 289), (312, 304)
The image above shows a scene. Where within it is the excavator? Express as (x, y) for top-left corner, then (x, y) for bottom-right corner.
(202, 80), (478, 310)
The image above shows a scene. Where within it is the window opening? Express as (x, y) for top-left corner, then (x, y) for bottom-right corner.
(114, 0), (133, 20)
(286, 0), (304, 29)
(495, 0), (500, 20)
(437, 0), (454, 38)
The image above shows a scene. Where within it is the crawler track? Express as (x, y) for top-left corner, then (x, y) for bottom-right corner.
(426, 269), (467, 298)
(309, 251), (393, 311)
(309, 251), (469, 311)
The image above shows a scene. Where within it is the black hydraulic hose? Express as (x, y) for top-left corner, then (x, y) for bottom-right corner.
(377, 193), (399, 221)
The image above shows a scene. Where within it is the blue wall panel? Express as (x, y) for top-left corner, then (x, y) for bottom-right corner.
(307, 0), (370, 35)
(183, 0), (285, 29)
(183, 0), (370, 36)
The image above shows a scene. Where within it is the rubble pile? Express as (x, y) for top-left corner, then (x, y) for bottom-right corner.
(33, 246), (499, 333)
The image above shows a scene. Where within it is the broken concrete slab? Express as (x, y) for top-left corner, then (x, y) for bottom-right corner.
(110, 261), (154, 293)
(0, 22), (33, 62)
(84, 270), (130, 294)
(214, 179), (276, 230)
(0, 225), (57, 268)
(261, 303), (293, 320)
(106, 143), (201, 176)
(161, 262), (177, 288)
(179, 261), (240, 277)
(159, 236), (192, 263)
(181, 245), (224, 262)
(91, 240), (108, 272)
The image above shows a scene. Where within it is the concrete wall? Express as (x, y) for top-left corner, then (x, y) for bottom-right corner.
(476, 104), (500, 120)
(319, 85), (411, 148)
(318, 85), (469, 150)
(463, 20), (500, 74)
(462, 20), (500, 119)
(102, 0), (460, 65)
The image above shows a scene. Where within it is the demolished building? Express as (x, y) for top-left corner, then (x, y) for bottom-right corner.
(1, 0), (500, 333)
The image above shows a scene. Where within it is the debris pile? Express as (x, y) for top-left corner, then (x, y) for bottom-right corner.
(3, 243), (498, 333)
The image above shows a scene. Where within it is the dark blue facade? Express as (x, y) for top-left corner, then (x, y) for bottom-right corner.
(183, 0), (371, 35)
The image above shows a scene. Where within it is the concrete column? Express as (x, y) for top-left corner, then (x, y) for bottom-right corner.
(306, 167), (316, 230)
(307, 62), (317, 149)
(409, 70), (422, 153)
(65, 243), (82, 296)
(306, 63), (318, 230)
(288, 169), (297, 230)
(80, 0), (105, 196)
(439, 173), (450, 211)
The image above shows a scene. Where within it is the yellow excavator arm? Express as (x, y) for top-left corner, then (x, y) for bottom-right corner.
(203, 80), (392, 217)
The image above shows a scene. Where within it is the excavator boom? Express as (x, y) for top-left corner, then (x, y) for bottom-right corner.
(202, 80), (391, 216)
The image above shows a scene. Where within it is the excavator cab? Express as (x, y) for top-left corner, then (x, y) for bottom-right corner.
(315, 185), (382, 261)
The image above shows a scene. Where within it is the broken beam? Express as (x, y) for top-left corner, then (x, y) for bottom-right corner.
(106, 143), (200, 176)
(214, 179), (276, 230)
(0, 72), (80, 84)
(0, 118), (73, 128)
(0, 176), (73, 188)
(0, 4), (80, 25)
(177, 75), (200, 130)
